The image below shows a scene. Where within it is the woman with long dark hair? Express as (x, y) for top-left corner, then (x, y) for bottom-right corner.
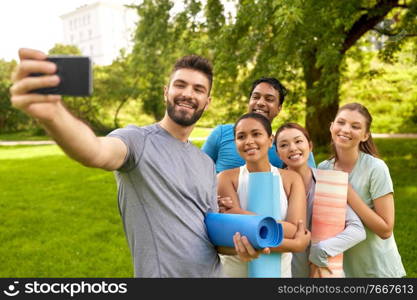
(275, 122), (365, 277)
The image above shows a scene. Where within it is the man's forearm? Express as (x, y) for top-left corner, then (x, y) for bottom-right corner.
(40, 102), (103, 167)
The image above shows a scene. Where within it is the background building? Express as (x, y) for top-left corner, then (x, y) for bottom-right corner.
(61, 1), (137, 65)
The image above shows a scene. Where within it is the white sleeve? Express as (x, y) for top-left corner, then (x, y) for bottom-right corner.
(309, 205), (366, 267)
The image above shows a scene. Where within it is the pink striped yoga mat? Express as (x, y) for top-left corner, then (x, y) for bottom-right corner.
(311, 169), (348, 278)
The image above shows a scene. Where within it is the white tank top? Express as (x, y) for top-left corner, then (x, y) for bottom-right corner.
(221, 165), (292, 277)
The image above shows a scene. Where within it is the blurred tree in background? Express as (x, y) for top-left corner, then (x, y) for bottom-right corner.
(48, 44), (82, 56)
(212, 0), (417, 147)
(1, 0), (417, 145)
(0, 59), (28, 132)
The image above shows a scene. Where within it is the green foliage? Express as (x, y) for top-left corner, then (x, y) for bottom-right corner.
(130, 0), (175, 121)
(48, 43), (82, 56)
(341, 41), (417, 133)
(81, 51), (142, 131)
(0, 59), (34, 133)
(3, 1), (417, 137)
(212, 0), (417, 146)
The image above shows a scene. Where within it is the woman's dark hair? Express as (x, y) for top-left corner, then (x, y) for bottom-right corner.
(249, 77), (287, 105)
(331, 103), (379, 162)
(233, 112), (272, 137)
(274, 123), (313, 168)
(275, 122), (312, 147)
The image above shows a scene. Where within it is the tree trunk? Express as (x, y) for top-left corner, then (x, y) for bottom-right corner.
(303, 50), (341, 150)
(114, 97), (129, 129)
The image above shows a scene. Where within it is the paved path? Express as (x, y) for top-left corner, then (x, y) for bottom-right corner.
(1, 133), (417, 146)
(0, 140), (56, 146)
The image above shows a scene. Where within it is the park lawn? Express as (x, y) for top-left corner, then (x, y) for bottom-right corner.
(0, 138), (416, 277)
(0, 131), (50, 141)
(372, 138), (417, 278)
(0, 145), (132, 277)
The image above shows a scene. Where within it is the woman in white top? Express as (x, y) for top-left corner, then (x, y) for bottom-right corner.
(275, 122), (365, 277)
(217, 112), (310, 277)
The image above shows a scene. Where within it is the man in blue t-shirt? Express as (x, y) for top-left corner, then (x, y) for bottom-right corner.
(202, 77), (315, 173)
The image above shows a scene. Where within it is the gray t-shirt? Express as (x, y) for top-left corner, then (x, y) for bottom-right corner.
(108, 124), (222, 277)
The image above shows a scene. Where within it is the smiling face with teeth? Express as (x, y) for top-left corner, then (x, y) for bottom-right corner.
(234, 116), (273, 165)
(164, 68), (211, 127)
(248, 82), (281, 123)
(276, 127), (312, 170)
(330, 109), (370, 150)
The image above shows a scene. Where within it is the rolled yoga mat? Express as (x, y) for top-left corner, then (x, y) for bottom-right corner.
(247, 172), (281, 278)
(311, 169), (348, 278)
(205, 213), (283, 249)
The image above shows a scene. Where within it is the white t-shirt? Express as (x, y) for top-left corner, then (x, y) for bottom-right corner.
(221, 165), (292, 277)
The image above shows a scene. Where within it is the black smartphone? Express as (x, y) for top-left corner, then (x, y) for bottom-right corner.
(31, 56), (93, 96)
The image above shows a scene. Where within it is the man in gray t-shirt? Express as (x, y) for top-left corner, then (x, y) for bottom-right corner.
(11, 49), (233, 277)
(108, 123), (222, 277)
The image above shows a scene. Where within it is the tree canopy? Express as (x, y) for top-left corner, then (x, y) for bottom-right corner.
(126, 0), (417, 146)
(1, 1), (417, 144)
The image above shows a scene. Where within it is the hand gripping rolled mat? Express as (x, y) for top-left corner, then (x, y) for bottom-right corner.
(247, 172), (281, 277)
(311, 169), (348, 277)
(205, 213), (283, 248)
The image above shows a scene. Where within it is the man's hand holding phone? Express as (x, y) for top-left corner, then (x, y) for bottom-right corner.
(10, 48), (92, 122)
(10, 48), (63, 122)
(31, 55), (92, 97)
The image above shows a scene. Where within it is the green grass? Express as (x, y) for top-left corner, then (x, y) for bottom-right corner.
(0, 145), (132, 277)
(373, 138), (417, 278)
(0, 138), (416, 277)
(0, 130), (50, 141)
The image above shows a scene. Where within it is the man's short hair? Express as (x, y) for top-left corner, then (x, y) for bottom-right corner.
(249, 77), (287, 105)
(171, 55), (213, 94)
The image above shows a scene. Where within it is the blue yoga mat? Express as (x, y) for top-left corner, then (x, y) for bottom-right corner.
(247, 172), (282, 278)
(205, 213), (283, 249)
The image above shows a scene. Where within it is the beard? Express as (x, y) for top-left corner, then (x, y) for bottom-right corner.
(166, 97), (205, 127)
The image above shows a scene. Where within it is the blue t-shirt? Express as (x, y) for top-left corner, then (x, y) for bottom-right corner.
(202, 124), (316, 173)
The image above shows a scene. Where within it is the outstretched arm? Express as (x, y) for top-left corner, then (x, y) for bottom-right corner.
(10, 48), (127, 171)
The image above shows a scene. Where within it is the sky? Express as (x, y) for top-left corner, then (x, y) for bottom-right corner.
(0, 0), (138, 61)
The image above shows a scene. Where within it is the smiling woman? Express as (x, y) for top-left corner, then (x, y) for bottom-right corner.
(275, 122), (366, 278)
(318, 103), (406, 278)
(216, 112), (310, 278)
